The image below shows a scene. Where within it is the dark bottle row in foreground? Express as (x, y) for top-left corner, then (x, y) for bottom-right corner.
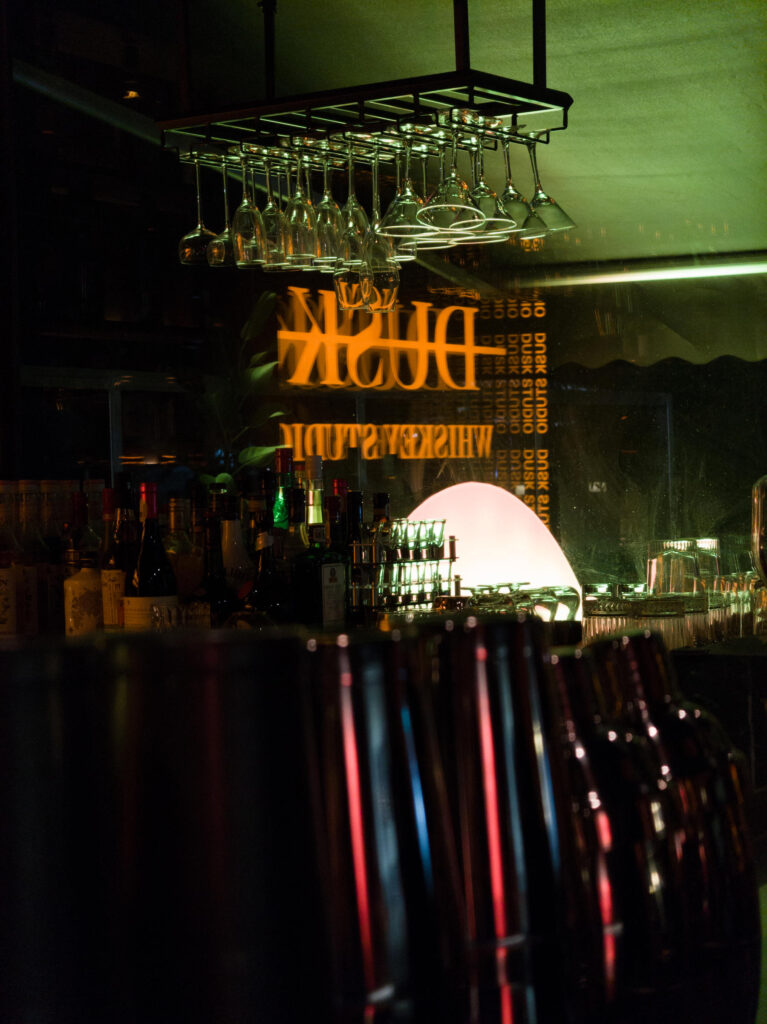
(0, 619), (758, 1023)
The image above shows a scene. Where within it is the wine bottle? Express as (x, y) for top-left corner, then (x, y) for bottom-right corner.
(271, 446), (293, 534)
(215, 492), (254, 598)
(190, 513), (240, 629)
(123, 482), (178, 631)
(164, 497), (203, 601)
(292, 490), (346, 630)
(100, 482), (139, 630)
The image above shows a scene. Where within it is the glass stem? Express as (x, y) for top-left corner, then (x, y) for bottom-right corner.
(322, 159), (329, 196)
(265, 161), (272, 203)
(221, 162), (230, 226)
(527, 141), (544, 193)
(194, 157), (204, 227)
(503, 140), (513, 186)
(240, 157), (250, 203)
(347, 148), (355, 201)
(371, 150), (381, 225)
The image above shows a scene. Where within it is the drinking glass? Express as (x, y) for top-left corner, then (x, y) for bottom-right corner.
(313, 158), (345, 272)
(333, 150), (373, 310)
(526, 137), (576, 232)
(380, 142), (430, 238)
(465, 146), (517, 238)
(206, 158), (236, 267)
(260, 160), (290, 269)
(365, 150), (400, 313)
(499, 140), (530, 231)
(232, 156), (267, 267)
(285, 155), (319, 268)
(178, 154), (216, 265)
(399, 155), (457, 253)
(416, 135), (485, 233)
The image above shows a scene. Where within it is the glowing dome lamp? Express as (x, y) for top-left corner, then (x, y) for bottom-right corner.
(409, 482), (581, 619)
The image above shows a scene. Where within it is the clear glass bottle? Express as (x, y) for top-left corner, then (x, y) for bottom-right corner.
(164, 497), (203, 601)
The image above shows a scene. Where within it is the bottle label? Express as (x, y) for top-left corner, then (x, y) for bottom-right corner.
(122, 595), (179, 632)
(0, 567), (17, 634)
(101, 569), (126, 629)
(64, 568), (103, 636)
(321, 562), (346, 629)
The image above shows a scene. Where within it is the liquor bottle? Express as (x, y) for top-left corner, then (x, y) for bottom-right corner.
(269, 487), (307, 622)
(191, 513), (240, 629)
(164, 497), (203, 601)
(123, 482), (178, 631)
(305, 455), (324, 527)
(0, 481), (20, 636)
(293, 489), (346, 630)
(63, 544), (103, 636)
(215, 492), (254, 598)
(232, 499), (284, 628)
(272, 447), (293, 534)
(15, 480), (50, 635)
(609, 631), (761, 1024)
(100, 483), (139, 631)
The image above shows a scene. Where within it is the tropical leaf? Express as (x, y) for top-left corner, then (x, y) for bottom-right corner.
(248, 360), (278, 386)
(238, 445), (277, 468)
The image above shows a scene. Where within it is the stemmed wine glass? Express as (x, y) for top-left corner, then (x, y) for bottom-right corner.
(399, 154), (457, 257)
(285, 155), (319, 268)
(365, 150), (400, 313)
(178, 154), (216, 265)
(464, 146), (517, 239)
(260, 159), (290, 269)
(232, 156), (267, 267)
(526, 136), (576, 232)
(379, 140), (429, 238)
(206, 157), (236, 266)
(333, 148), (373, 311)
(416, 134), (485, 233)
(499, 139), (529, 226)
(313, 157), (344, 272)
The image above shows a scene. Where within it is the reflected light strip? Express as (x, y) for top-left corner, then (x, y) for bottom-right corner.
(340, 649), (377, 995)
(533, 261), (767, 287)
(476, 641), (515, 1024)
(400, 706), (434, 894)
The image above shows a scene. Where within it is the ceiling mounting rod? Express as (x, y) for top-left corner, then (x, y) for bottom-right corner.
(533, 0), (547, 89)
(453, 0), (471, 72)
(258, 0), (277, 100)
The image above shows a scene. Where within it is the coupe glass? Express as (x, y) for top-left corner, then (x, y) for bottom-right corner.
(178, 154), (216, 265)
(416, 136), (485, 233)
(206, 158), (236, 266)
(526, 137), (576, 232)
(285, 156), (319, 268)
(313, 159), (345, 272)
(232, 156), (267, 267)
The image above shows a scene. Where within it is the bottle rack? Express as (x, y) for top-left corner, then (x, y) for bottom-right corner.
(349, 517), (458, 616)
(158, 67), (573, 175)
